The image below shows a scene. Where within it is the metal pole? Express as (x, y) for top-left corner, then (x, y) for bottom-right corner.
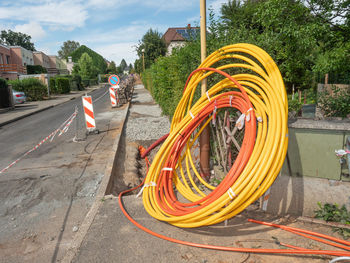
(199, 0), (210, 180)
(75, 105), (79, 140)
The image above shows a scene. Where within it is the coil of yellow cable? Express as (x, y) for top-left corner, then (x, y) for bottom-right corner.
(142, 43), (288, 228)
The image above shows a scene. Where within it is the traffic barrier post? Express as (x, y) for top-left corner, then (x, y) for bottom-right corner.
(82, 95), (99, 134)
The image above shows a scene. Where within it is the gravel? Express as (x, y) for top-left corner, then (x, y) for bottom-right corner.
(125, 85), (170, 141)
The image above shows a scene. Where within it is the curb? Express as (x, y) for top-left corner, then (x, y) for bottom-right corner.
(0, 86), (104, 128)
(61, 100), (131, 263)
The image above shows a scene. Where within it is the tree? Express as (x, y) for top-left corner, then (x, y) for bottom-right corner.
(134, 58), (142, 74)
(70, 45), (107, 74)
(214, 0), (328, 89)
(77, 53), (97, 79)
(136, 29), (166, 70)
(58, 40), (80, 59)
(107, 61), (117, 74)
(0, 30), (35, 51)
(119, 59), (127, 72)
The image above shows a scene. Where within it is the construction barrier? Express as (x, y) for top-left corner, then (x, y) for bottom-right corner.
(82, 95), (97, 133)
(109, 87), (117, 107)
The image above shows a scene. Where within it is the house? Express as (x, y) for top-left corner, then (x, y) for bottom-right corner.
(0, 45), (69, 81)
(48, 55), (68, 75)
(33, 51), (50, 70)
(66, 56), (75, 74)
(0, 45), (31, 80)
(162, 24), (199, 56)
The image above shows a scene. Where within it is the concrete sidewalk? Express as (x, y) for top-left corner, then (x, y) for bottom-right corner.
(0, 85), (103, 127)
(64, 84), (335, 263)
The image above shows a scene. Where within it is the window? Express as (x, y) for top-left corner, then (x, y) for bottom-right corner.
(0, 54), (3, 64)
(6, 56), (10, 64)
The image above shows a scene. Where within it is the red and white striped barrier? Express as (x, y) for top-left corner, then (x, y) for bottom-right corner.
(82, 95), (96, 132)
(0, 108), (78, 174)
(109, 87), (117, 107)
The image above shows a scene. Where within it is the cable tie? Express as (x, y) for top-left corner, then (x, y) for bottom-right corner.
(212, 103), (217, 126)
(245, 108), (253, 122)
(189, 111), (195, 119)
(235, 113), (245, 130)
(229, 96), (233, 107)
(335, 149), (350, 156)
(227, 188), (236, 199)
(136, 182), (156, 198)
(206, 91), (211, 102)
(162, 167), (173, 171)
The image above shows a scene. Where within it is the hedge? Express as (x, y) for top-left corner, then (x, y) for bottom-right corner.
(55, 77), (70, 94)
(72, 74), (84, 90)
(9, 78), (47, 101)
(82, 79), (98, 87)
(26, 65), (47, 74)
(49, 77), (56, 93)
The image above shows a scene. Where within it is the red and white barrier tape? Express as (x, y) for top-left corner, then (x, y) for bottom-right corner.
(0, 108), (78, 174)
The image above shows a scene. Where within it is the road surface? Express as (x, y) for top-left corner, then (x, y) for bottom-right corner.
(0, 85), (126, 262)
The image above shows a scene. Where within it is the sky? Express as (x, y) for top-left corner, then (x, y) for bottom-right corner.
(0, 0), (227, 66)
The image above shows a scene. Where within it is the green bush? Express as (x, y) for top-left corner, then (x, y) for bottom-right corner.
(287, 95), (302, 116)
(9, 78), (47, 101)
(49, 77), (56, 93)
(318, 85), (350, 118)
(55, 77), (70, 94)
(89, 79), (98, 86)
(82, 79), (90, 87)
(26, 65), (47, 74)
(81, 79), (98, 87)
(100, 75), (108, 82)
(72, 74), (84, 90)
(315, 202), (350, 239)
(140, 40), (201, 117)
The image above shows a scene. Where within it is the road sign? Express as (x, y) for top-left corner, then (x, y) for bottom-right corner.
(108, 75), (120, 86)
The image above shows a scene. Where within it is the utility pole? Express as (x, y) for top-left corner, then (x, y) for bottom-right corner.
(142, 48), (145, 72)
(199, 0), (210, 180)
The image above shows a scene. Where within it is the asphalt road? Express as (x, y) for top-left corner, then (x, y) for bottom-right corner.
(0, 85), (127, 262)
(0, 85), (110, 168)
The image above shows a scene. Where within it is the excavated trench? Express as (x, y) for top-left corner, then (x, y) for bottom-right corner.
(106, 84), (171, 196)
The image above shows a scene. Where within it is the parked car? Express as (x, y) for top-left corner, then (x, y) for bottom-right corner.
(12, 90), (26, 104)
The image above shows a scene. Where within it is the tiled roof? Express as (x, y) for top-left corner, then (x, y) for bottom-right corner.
(162, 26), (200, 46)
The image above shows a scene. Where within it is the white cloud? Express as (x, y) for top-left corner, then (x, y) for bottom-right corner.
(0, 1), (88, 30)
(79, 23), (166, 45)
(87, 0), (197, 11)
(94, 42), (138, 66)
(36, 46), (51, 56)
(14, 22), (46, 41)
(208, 0), (227, 15)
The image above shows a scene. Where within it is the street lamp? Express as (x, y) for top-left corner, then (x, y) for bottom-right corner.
(141, 48), (145, 72)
